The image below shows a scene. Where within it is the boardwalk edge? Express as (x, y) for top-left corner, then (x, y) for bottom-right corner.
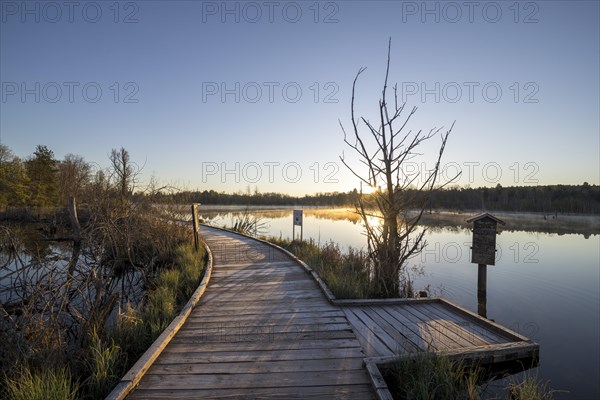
(105, 240), (214, 400)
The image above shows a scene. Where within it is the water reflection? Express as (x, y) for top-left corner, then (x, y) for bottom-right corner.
(477, 264), (488, 318)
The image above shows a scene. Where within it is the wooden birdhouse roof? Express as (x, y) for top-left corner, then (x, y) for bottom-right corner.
(465, 212), (506, 225)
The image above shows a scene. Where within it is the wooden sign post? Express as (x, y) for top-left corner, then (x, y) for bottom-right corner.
(466, 213), (505, 318)
(292, 210), (303, 241)
(191, 203), (200, 251)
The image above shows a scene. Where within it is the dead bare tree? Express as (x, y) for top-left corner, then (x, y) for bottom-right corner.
(109, 147), (136, 210)
(340, 39), (459, 297)
(58, 154), (91, 205)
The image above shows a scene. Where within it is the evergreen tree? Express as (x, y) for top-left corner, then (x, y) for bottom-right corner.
(0, 144), (30, 208)
(24, 145), (59, 207)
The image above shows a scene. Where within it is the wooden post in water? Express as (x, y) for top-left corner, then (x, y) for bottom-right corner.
(67, 195), (81, 276)
(477, 263), (487, 318)
(466, 213), (505, 318)
(191, 203), (200, 251)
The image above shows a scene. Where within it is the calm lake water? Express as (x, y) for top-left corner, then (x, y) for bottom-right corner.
(200, 207), (600, 399)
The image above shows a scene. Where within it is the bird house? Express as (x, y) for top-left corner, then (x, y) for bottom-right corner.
(466, 213), (505, 266)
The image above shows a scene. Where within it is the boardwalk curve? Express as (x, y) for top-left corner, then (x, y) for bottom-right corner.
(127, 226), (375, 399)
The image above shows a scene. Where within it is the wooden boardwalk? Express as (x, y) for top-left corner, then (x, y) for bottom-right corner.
(341, 301), (538, 362)
(128, 226), (376, 399)
(119, 226), (538, 400)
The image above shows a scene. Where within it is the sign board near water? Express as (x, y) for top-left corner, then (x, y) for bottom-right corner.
(467, 213), (505, 266)
(293, 210), (303, 226)
(292, 210), (303, 241)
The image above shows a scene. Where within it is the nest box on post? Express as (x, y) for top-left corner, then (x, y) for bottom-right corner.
(466, 213), (505, 266)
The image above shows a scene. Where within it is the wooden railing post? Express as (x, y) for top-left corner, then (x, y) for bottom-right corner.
(191, 203), (200, 251)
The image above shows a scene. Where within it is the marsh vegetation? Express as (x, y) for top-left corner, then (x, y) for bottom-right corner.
(0, 146), (205, 399)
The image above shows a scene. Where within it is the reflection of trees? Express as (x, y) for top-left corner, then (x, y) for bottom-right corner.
(419, 212), (599, 237)
(191, 205), (599, 237)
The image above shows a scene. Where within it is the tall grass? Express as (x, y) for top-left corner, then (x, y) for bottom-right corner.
(108, 242), (206, 369)
(84, 329), (124, 399)
(109, 303), (148, 365)
(386, 353), (483, 400)
(3, 367), (79, 400)
(268, 237), (376, 299)
(508, 370), (555, 400)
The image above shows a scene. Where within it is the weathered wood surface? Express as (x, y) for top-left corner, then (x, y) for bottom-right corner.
(126, 225), (538, 400)
(343, 302), (537, 361)
(128, 226), (375, 399)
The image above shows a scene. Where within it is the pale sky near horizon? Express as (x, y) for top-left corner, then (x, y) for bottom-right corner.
(1, 0), (599, 195)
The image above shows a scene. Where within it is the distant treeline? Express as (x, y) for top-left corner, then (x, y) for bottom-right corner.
(2, 144), (598, 215)
(152, 190), (360, 207)
(158, 184), (600, 214)
(428, 184), (600, 214)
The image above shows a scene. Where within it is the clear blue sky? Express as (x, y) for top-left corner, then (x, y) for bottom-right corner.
(1, 0), (599, 195)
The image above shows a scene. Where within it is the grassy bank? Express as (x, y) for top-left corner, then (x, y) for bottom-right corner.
(384, 353), (554, 400)
(1, 242), (206, 400)
(267, 236), (376, 299)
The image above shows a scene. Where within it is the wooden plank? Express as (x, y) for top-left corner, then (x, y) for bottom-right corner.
(343, 307), (393, 357)
(365, 341), (539, 367)
(157, 347), (367, 365)
(147, 358), (366, 375)
(200, 291), (327, 303)
(202, 287), (323, 297)
(185, 316), (349, 327)
(374, 305), (440, 351)
(333, 297), (442, 306)
(209, 269), (308, 279)
(212, 260), (298, 267)
(186, 310), (345, 323)
(207, 278), (314, 288)
(207, 280), (318, 290)
(390, 304), (462, 351)
(365, 362), (394, 400)
(358, 306), (420, 354)
(134, 370), (372, 390)
(128, 385), (376, 399)
(350, 307), (399, 355)
(368, 306), (430, 352)
(439, 298), (530, 341)
(191, 304), (338, 315)
(177, 322), (353, 336)
(161, 338), (363, 354)
(178, 321), (353, 333)
(179, 319), (352, 337)
(170, 328), (357, 344)
(437, 302), (513, 343)
(418, 302), (506, 344)
(401, 304), (488, 348)
(208, 274), (310, 284)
